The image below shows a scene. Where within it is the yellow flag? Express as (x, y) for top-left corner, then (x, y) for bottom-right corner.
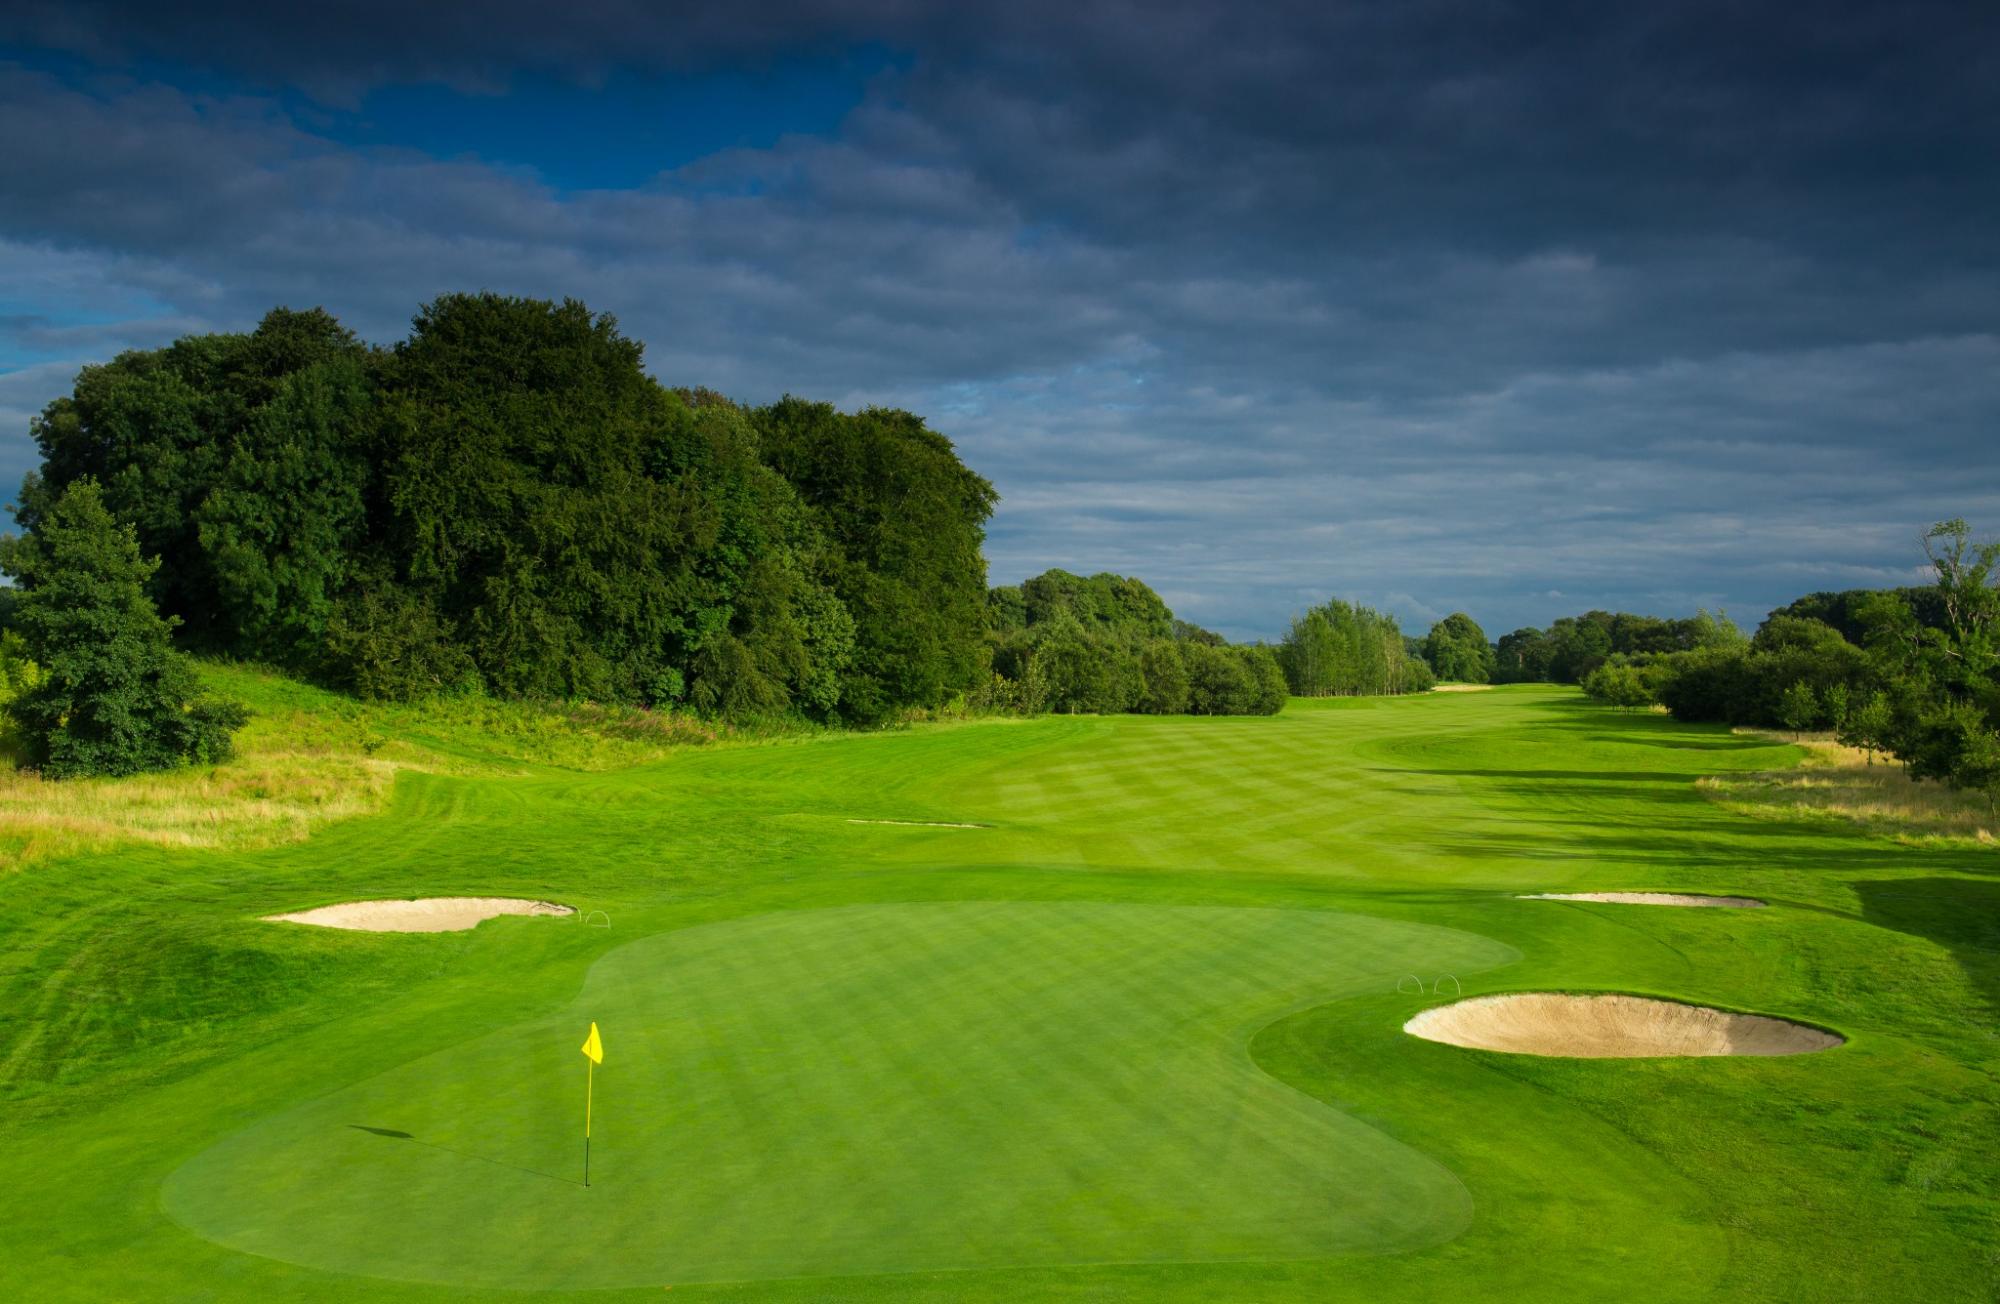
(581, 1021), (603, 1065)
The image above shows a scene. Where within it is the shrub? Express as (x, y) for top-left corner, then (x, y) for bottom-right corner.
(1582, 656), (1662, 708)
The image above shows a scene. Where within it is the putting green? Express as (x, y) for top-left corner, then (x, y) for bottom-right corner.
(163, 900), (1515, 1288)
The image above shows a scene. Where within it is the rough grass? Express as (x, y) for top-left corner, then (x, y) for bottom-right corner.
(1699, 729), (1998, 847)
(0, 662), (723, 873)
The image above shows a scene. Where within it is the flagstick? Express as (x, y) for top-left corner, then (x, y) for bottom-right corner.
(584, 1059), (594, 1188)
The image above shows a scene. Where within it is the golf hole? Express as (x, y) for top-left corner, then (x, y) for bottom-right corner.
(263, 898), (574, 933)
(1403, 993), (1842, 1058)
(1519, 892), (1766, 908)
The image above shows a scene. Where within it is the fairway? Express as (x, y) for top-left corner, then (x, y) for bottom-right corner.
(3, 684), (1997, 1300)
(165, 902), (1514, 1287)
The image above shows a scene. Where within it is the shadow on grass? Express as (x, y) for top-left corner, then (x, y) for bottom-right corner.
(1521, 694), (1780, 750)
(1579, 733), (1777, 752)
(1391, 768), (1698, 784)
(1852, 878), (2000, 1015)
(347, 1124), (580, 1187)
(1368, 765), (1751, 823)
(1387, 774), (2000, 877)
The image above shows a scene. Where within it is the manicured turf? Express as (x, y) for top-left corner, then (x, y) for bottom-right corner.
(166, 903), (1515, 1287)
(3, 685), (1996, 1300)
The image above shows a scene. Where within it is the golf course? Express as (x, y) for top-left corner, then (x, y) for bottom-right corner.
(2, 674), (1995, 1300)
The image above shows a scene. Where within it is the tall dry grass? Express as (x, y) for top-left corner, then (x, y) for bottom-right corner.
(0, 754), (394, 870)
(1698, 729), (1997, 847)
(0, 662), (725, 872)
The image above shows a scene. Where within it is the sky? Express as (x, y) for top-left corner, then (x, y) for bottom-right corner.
(1, 2), (1995, 642)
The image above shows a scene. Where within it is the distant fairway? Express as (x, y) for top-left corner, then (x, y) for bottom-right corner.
(166, 903), (1514, 1287)
(4, 678), (1996, 1301)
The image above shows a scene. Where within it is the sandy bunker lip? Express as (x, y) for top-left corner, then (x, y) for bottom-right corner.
(263, 898), (574, 933)
(1404, 992), (1841, 1058)
(1520, 891), (1765, 908)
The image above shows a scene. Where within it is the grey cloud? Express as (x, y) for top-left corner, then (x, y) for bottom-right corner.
(0, 359), (77, 500)
(0, 7), (1994, 638)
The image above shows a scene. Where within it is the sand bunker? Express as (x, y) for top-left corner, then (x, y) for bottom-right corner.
(264, 898), (573, 933)
(1431, 683), (1494, 692)
(1405, 993), (1840, 1058)
(1521, 891), (1765, 908)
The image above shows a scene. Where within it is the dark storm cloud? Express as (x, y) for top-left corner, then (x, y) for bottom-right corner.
(1, 3), (1995, 638)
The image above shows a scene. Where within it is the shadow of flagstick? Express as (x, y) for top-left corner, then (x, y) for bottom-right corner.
(346, 1124), (584, 1188)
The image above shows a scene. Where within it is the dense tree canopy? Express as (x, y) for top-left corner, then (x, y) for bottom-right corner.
(11, 295), (995, 726)
(990, 570), (1175, 646)
(753, 398), (996, 722)
(18, 307), (368, 653)
(1765, 587), (1950, 647)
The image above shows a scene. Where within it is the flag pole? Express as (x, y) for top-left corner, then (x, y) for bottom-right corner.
(579, 1020), (602, 1188)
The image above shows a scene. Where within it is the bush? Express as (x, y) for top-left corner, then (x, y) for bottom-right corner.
(1184, 643), (1253, 714)
(1242, 646), (1290, 714)
(1582, 656), (1663, 708)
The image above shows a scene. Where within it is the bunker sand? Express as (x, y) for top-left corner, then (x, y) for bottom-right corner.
(1405, 993), (1841, 1058)
(263, 898), (573, 932)
(1521, 891), (1765, 908)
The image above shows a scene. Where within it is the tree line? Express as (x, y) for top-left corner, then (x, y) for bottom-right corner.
(10, 296), (1003, 725)
(1292, 605), (1739, 692)
(991, 579), (1460, 710)
(1343, 555), (1997, 812)
(1576, 521), (1998, 811)
(0, 295), (1298, 776)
